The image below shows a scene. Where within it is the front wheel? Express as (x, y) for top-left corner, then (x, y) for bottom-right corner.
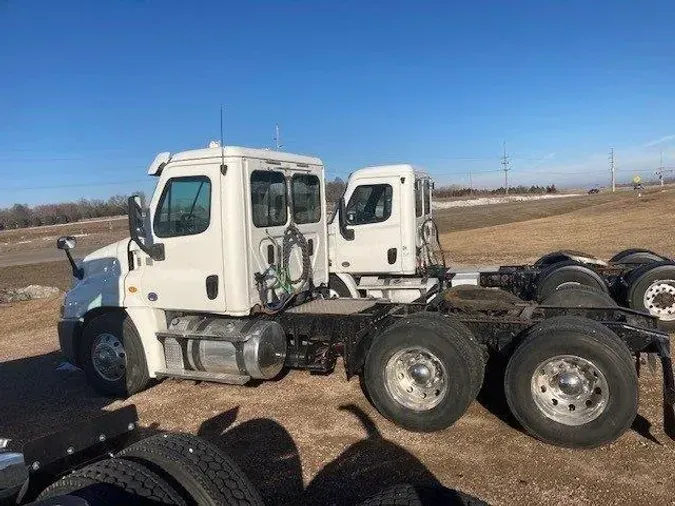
(504, 316), (637, 448)
(364, 315), (483, 432)
(80, 312), (151, 397)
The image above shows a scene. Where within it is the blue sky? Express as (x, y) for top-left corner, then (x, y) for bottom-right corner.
(2, 1), (675, 205)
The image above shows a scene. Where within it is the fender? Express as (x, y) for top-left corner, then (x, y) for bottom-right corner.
(332, 272), (360, 298)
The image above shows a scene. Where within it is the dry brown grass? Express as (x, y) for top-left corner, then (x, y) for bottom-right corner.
(0, 217), (128, 255)
(440, 188), (675, 265)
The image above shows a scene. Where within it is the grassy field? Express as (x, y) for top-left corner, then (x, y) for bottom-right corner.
(2, 189), (675, 505)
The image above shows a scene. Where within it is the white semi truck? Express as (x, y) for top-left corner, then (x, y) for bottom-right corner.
(316, 161), (675, 329)
(57, 144), (675, 449)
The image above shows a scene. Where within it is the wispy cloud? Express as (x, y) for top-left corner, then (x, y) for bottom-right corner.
(642, 134), (675, 149)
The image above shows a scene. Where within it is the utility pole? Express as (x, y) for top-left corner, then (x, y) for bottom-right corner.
(659, 150), (665, 187)
(501, 142), (511, 195)
(469, 171), (473, 195)
(610, 147), (616, 192)
(274, 124), (282, 150)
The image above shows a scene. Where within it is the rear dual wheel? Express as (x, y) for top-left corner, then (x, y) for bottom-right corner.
(535, 260), (608, 302)
(504, 316), (638, 448)
(364, 314), (484, 432)
(626, 262), (675, 331)
(610, 248), (668, 265)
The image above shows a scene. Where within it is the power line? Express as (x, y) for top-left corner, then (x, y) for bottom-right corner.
(6, 180), (149, 191)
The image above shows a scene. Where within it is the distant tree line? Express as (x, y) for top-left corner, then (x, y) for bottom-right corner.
(325, 177), (558, 202)
(0, 194), (143, 230)
(1, 179), (558, 231)
(434, 184), (558, 198)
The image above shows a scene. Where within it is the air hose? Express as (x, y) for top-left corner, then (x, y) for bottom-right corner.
(256, 223), (312, 314)
(420, 217), (447, 275)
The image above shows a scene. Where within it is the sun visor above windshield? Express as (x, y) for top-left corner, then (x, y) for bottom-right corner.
(147, 152), (172, 176)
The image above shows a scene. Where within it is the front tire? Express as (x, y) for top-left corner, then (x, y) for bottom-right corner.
(364, 315), (483, 432)
(504, 316), (638, 448)
(80, 312), (151, 397)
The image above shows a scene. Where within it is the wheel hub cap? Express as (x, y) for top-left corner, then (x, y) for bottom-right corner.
(644, 280), (675, 320)
(531, 354), (609, 426)
(384, 347), (447, 411)
(92, 333), (126, 382)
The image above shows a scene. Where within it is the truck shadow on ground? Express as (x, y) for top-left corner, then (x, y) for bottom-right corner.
(476, 356), (662, 445)
(0, 350), (113, 448)
(193, 404), (486, 506)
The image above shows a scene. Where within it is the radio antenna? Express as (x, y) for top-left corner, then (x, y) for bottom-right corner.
(220, 105), (226, 174)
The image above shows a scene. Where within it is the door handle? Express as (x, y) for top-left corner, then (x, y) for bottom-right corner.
(387, 248), (397, 265)
(206, 275), (219, 300)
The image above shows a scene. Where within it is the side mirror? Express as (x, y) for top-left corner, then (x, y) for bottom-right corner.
(56, 236), (77, 251)
(128, 195), (145, 238)
(127, 196), (165, 261)
(56, 236), (84, 279)
(338, 198), (355, 241)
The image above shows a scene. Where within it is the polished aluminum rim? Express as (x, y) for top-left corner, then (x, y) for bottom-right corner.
(531, 354), (609, 426)
(384, 347), (447, 411)
(91, 333), (126, 382)
(643, 280), (675, 321)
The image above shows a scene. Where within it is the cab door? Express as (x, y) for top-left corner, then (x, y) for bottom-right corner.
(333, 176), (403, 274)
(139, 164), (225, 312)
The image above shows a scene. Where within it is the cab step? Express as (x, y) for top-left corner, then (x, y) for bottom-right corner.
(155, 368), (250, 385)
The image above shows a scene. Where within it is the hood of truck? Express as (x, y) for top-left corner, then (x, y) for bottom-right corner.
(62, 238), (130, 319)
(79, 238), (130, 279)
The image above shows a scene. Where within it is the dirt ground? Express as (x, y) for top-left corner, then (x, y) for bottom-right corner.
(2, 190), (675, 505)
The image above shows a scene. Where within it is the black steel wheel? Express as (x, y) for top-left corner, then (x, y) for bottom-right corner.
(118, 433), (263, 506)
(626, 262), (675, 330)
(38, 457), (185, 505)
(540, 284), (616, 308)
(535, 260), (608, 302)
(504, 316), (638, 448)
(364, 315), (483, 432)
(80, 312), (151, 397)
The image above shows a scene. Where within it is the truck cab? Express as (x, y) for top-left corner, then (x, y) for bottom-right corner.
(328, 165), (439, 301)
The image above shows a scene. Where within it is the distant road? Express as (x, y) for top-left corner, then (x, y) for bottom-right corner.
(0, 247), (100, 268)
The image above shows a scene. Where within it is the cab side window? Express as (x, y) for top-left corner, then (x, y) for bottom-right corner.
(251, 170), (287, 227)
(292, 174), (321, 224)
(154, 176), (211, 238)
(345, 184), (393, 225)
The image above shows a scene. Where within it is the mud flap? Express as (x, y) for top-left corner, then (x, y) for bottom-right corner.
(655, 340), (675, 441)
